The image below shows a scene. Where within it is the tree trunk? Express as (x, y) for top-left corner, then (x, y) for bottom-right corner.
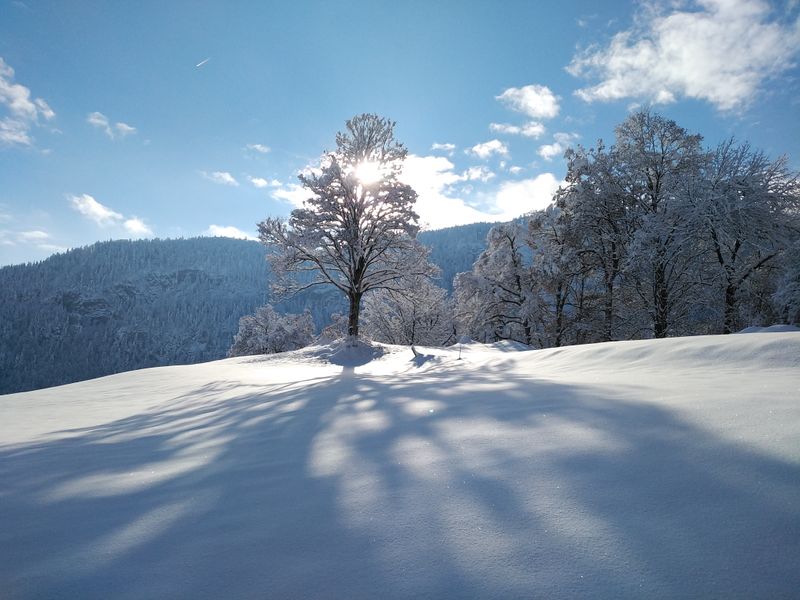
(554, 285), (565, 347)
(653, 264), (669, 339)
(523, 319), (533, 346)
(348, 291), (362, 338)
(603, 277), (614, 342)
(603, 240), (619, 342)
(723, 282), (737, 334)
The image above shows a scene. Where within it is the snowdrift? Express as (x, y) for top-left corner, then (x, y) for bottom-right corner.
(1, 332), (799, 598)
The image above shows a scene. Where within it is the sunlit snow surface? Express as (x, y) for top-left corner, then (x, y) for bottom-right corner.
(1, 333), (799, 598)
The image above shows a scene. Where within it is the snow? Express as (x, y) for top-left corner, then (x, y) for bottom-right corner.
(737, 323), (800, 334)
(1, 332), (799, 598)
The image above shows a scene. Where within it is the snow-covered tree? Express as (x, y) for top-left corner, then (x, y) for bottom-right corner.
(693, 140), (800, 333)
(615, 109), (706, 338)
(363, 276), (454, 345)
(258, 114), (436, 339)
(774, 238), (800, 325)
(526, 206), (588, 347)
(557, 143), (636, 341)
(454, 222), (537, 345)
(228, 304), (314, 356)
(455, 211), (594, 348)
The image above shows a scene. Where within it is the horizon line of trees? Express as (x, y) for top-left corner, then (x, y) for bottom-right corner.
(236, 109), (799, 356)
(455, 110), (799, 347)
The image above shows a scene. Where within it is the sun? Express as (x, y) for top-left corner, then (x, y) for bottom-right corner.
(354, 160), (383, 185)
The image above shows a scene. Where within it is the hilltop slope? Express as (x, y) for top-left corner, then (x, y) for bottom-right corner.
(1, 332), (799, 598)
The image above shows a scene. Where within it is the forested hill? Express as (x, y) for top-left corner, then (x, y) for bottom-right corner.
(0, 238), (270, 394)
(419, 221), (494, 290)
(0, 226), (493, 394)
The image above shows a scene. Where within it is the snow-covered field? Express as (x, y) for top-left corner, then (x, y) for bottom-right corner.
(2, 332), (799, 599)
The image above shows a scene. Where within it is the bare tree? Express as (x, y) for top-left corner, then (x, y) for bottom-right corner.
(258, 114), (436, 339)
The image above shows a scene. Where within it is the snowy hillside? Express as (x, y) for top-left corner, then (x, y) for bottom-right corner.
(2, 332), (799, 598)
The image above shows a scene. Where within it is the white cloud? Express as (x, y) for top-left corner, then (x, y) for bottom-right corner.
(205, 224), (257, 240)
(246, 143), (270, 153)
(35, 243), (67, 253)
(399, 154), (561, 228)
(0, 57), (55, 146)
(123, 217), (153, 237)
(33, 98), (55, 121)
(538, 144), (562, 161)
(462, 166), (495, 182)
(468, 139), (509, 160)
(87, 111), (110, 133)
(567, 0), (800, 111)
(86, 112), (108, 131)
(87, 111), (136, 139)
(402, 155), (462, 190)
(400, 155), (493, 228)
(4, 227), (66, 253)
(496, 84), (560, 119)
(490, 121), (546, 138)
(508, 166), (524, 175)
(68, 193), (123, 226)
(248, 176), (281, 189)
(68, 194), (153, 237)
(494, 173), (563, 216)
(202, 171), (239, 186)
(537, 132), (579, 161)
(115, 122), (136, 137)
(17, 230), (49, 241)
(431, 142), (456, 154)
(271, 183), (309, 208)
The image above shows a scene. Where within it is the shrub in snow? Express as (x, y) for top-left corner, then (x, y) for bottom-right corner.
(363, 276), (454, 346)
(228, 304), (314, 356)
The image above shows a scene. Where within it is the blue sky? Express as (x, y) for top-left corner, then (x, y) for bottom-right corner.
(1, 0), (799, 265)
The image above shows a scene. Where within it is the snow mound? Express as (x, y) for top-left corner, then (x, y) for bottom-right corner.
(315, 337), (386, 367)
(737, 323), (800, 334)
(1, 332), (799, 598)
(490, 339), (531, 352)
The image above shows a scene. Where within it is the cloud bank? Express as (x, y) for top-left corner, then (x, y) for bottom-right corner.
(567, 0), (800, 111)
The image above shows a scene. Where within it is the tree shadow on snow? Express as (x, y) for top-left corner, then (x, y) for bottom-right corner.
(1, 358), (798, 599)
